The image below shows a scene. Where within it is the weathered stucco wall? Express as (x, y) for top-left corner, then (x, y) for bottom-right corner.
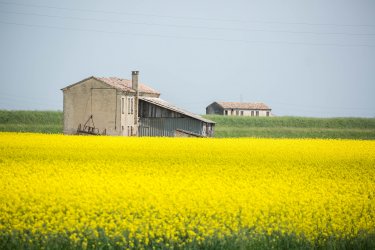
(63, 78), (120, 135)
(224, 109), (271, 117)
(120, 95), (136, 136)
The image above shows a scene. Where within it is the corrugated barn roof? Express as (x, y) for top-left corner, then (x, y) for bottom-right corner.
(140, 97), (215, 124)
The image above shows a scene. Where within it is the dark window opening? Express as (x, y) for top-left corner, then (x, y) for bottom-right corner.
(121, 97), (125, 114)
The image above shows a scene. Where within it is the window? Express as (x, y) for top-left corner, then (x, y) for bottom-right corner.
(231, 109), (234, 115)
(266, 111), (270, 117)
(251, 110), (254, 116)
(241, 111), (244, 116)
(130, 98), (134, 114)
(121, 97), (125, 114)
(224, 110), (228, 115)
(127, 126), (131, 136)
(127, 97), (134, 115)
(127, 98), (131, 114)
(256, 111), (259, 116)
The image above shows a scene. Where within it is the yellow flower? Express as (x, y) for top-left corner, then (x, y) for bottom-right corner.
(0, 132), (374, 247)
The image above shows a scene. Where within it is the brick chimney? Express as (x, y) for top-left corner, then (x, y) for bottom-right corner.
(132, 71), (139, 135)
(132, 71), (139, 91)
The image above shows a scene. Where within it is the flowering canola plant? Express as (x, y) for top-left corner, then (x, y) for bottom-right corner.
(0, 132), (374, 249)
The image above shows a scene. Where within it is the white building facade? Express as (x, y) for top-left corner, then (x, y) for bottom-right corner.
(206, 102), (272, 117)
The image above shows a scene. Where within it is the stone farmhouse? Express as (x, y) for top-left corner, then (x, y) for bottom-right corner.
(206, 102), (272, 117)
(61, 71), (215, 137)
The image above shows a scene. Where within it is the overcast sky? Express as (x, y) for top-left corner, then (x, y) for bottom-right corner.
(1, 0), (374, 117)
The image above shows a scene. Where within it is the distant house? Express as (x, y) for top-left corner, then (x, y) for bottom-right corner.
(206, 102), (272, 117)
(61, 71), (215, 137)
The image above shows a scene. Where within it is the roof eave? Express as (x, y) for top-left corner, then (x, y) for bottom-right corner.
(61, 76), (95, 91)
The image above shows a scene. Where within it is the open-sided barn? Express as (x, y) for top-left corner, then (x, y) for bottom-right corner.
(61, 71), (215, 137)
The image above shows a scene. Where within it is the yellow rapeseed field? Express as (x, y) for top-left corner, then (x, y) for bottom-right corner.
(0, 132), (374, 249)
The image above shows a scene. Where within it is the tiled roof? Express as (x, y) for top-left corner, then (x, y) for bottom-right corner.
(217, 102), (271, 110)
(96, 77), (160, 95)
(140, 97), (215, 124)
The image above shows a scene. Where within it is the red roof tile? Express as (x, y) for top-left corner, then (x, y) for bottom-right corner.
(96, 77), (160, 95)
(217, 102), (271, 110)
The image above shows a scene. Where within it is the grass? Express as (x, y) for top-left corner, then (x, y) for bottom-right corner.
(2, 230), (374, 250)
(0, 110), (374, 139)
(204, 115), (375, 139)
(0, 110), (62, 133)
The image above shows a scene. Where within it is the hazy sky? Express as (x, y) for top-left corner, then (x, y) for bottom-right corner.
(1, 0), (374, 117)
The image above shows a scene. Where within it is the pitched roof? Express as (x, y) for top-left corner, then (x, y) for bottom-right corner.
(96, 77), (160, 95)
(216, 102), (271, 110)
(62, 76), (160, 95)
(140, 97), (215, 124)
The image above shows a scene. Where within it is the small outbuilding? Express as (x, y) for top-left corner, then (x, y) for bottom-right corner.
(61, 71), (215, 137)
(206, 102), (272, 117)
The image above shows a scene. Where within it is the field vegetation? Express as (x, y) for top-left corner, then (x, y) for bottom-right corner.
(204, 115), (375, 139)
(0, 110), (375, 139)
(0, 110), (62, 133)
(1, 133), (374, 249)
